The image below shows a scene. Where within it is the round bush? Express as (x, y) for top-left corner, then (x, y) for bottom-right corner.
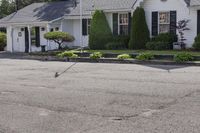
(146, 41), (170, 50)
(174, 53), (194, 63)
(0, 32), (6, 51)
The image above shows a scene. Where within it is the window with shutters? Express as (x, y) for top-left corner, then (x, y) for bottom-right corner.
(159, 12), (170, 33)
(119, 13), (129, 35)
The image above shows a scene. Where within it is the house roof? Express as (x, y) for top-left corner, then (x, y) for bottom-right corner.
(190, 0), (200, 6)
(0, 1), (74, 24)
(0, 0), (136, 25)
(67, 0), (136, 16)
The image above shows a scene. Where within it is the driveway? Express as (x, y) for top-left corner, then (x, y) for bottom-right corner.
(0, 58), (200, 133)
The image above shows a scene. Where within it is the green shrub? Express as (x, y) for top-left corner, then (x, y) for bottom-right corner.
(90, 52), (103, 59)
(136, 53), (154, 61)
(174, 53), (194, 63)
(113, 35), (130, 48)
(89, 10), (113, 49)
(117, 54), (131, 60)
(44, 31), (75, 50)
(57, 51), (78, 58)
(193, 42), (200, 50)
(106, 42), (126, 50)
(129, 7), (150, 49)
(151, 33), (178, 45)
(0, 32), (6, 51)
(146, 41), (171, 50)
(193, 34), (200, 50)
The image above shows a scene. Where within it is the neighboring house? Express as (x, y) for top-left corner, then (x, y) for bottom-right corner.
(0, 0), (199, 52)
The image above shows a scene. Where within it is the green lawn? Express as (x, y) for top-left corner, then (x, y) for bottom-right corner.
(86, 50), (200, 56)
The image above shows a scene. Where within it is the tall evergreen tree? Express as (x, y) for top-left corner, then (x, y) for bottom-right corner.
(89, 10), (113, 49)
(129, 7), (150, 49)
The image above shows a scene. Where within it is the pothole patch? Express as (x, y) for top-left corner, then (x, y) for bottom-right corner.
(38, 109), (52, 116)
(140, 109), (160, 117)
(0, 91), (15, 95)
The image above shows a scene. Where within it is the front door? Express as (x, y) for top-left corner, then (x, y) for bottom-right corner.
(24, 27), (29, 53)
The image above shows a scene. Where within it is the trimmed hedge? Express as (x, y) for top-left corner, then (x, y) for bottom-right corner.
(0, 32), (6, 51)
(89, 10), (113, 50)
(146, 33), (178, 50)
(151, 33), (177, 45)
(129, 7), (150, 49)
(106, 42), (126, 50)
(193, 34), (200, 50)
(113, 35), (130, 48)
(146, 42), (171, 50)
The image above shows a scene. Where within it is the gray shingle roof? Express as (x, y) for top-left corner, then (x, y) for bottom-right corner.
(190, 0), (200, 6)
(67, 0), (136, 16)
(0, 0), (136, 24)
(0, 1), (74, 24)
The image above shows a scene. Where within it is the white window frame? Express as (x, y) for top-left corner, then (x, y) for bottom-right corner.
(118, 13), (129, 35)
(158, 11), (170, 34)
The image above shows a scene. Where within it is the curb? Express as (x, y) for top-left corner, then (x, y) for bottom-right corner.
(22, 56), (200, 66)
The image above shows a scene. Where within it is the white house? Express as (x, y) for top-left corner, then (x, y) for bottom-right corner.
(0, 0), (199, 52)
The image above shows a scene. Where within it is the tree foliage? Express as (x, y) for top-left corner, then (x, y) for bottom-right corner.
(44, 31), (74, 49)
(129, 7), (150, 49)
(89, 10), (113, 50)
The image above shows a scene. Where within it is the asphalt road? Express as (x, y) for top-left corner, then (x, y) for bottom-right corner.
(0, 59), (200, 133)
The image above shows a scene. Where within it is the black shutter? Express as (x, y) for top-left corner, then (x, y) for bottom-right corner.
(113, 13), (118, 36)
(82, 19), (87, 36)
(128, 12), (131, 35)
(197, 10), (200, 35)
(152, 12), (158, 36)
(35, 27), (40, 47)
(170, 11), (177, 34)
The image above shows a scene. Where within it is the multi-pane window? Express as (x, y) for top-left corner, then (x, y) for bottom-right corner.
(119, 14), (129, 35)
(82, 19), (91, 36)
(159, 12), (170, 33)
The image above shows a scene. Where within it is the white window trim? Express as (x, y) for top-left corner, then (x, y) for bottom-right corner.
(118, 13), (129, 35)
(158, 11), (171, 34)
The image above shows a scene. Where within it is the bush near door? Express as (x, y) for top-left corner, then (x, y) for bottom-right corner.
(0, 32), (6, 51)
